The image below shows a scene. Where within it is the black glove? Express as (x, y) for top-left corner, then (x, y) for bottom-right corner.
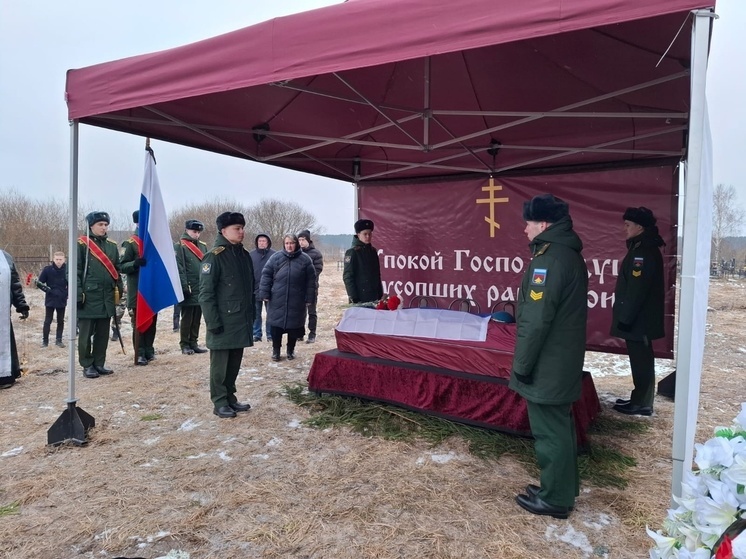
(133, 257), (147, 269)
(209, 326), (224, 335)
(18, 306), (30, 320)
(513, 371), (533, 385)
(616, 322), (632, 332)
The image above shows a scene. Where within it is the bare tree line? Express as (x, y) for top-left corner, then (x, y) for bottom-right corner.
(0, 189), (322, 273)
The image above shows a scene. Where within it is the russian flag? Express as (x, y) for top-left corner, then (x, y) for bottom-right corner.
(136, 147), (184, 333)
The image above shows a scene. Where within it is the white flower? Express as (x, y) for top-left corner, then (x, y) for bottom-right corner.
(735, 403), (746, 432)
(646, 527), (678, 559)
(695, 437), (735, 469)
(675, 548), (711, 559)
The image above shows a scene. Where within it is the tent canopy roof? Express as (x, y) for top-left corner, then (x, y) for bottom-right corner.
(65, 0), (714, 183)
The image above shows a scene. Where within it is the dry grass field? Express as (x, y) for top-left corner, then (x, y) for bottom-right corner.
(1, 267), (744, 559)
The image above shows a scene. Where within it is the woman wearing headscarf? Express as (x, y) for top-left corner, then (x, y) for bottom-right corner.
(259, 234), (317, 361)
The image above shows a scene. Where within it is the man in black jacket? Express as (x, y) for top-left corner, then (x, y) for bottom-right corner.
(249, 233), (275, 342)
(611, 207), (665, 417)
(297, 229), (323, 343)
(37, 251), (68, 348)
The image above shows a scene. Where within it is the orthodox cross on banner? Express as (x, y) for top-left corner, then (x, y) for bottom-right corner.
(475, 177), (509, 238)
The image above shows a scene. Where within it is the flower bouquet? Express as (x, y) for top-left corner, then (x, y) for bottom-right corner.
(375, 294), (401, 311)
(648, 403), (746, 558)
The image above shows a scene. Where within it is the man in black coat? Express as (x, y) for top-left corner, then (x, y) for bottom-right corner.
(611, 207), (665, 416)
(249, 233), (276, 343)
(297, 229), (323, 343)
(37, 251), (68, 348)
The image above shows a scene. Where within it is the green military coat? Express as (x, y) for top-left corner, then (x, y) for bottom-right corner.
(175, 233), (208, 307)
(199, 233), (255, 350)
(610, 229), (665, 342)
(343, 235), (383, 303)
(120, 232), (143, 309)
(509, 216), (588, 405)
(77, 232), (123, 319)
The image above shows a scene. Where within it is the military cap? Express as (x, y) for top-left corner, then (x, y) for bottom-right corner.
(354, 219), (374, 233)
(185, 219), (205, 232)
(86, 211), (110, 227)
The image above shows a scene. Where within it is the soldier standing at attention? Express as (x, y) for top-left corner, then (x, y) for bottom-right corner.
(343, 219), (383, 304)
(510, 194), (588, 520)
(199, 212), (255, 419)
(175, 219), (208, 355)
(610, 207), (665, 417)
(120, 210), (156, 366)
(78, 211), (123, 379)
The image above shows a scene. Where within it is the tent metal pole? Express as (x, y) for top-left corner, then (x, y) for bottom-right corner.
(67, 120), (80, 404)
(670, 8), (715, 500)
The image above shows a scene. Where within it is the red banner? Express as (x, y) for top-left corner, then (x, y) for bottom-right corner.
(360, 165), (678, 357)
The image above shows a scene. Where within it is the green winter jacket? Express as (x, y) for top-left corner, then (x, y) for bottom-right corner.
(119, 232), (143, 309)
(175, 234), (208, 307)
(199, 233), (255, 350)
(77, 232), (123, 319)
(610, 229), (665, 342)
(509, 216), (588, 405)
(342, 235), (383, 304)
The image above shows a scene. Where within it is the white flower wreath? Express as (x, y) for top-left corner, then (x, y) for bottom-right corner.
(648, 403), (746, 559)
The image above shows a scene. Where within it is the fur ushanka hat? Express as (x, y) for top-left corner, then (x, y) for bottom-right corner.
(522, 194), (569, 223)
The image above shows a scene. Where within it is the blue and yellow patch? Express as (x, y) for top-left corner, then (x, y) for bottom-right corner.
(201, 263), (212, 274)
(531, 268), (547, 285)
(633, 257), (644, 268)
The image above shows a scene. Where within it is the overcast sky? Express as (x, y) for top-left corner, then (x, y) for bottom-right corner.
(0, 1), (743, 235)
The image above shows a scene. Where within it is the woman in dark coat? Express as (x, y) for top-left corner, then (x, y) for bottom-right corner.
(258, 234), (316, 361)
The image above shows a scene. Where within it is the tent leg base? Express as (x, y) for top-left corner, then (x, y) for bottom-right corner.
(47, 401), (95, 446)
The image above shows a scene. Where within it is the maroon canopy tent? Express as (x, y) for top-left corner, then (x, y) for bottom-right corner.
(64, 0), (716, 495)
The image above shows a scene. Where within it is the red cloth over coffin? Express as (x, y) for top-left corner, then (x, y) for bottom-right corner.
(307, 320), (601, 446)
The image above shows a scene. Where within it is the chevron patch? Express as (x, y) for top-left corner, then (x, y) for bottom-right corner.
(529, 290), (543, 301)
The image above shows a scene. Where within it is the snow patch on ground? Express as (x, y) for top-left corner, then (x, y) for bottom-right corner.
(178, 418), (202, 431)
(545, 523), (594, 554)
(218, 451), (232, 461)
(1, 446), (23, 457)
(267, 437), (282, 447)
(143, 437), (160, 445)
(288, 419), (302, 428)
(583, 513), (613, 530)
(416, 451), (460, 465)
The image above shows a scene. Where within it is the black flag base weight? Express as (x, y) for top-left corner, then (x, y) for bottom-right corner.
(47, 400), (95, 446)
(657, 370), (676, 401)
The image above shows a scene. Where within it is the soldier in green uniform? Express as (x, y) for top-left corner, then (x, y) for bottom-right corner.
(175, 219), (208, 355)
(120, 210), (156, 366)
(77, 211), (124, 378)
(611, 207), (665, 416)
(510, 194), (588, 519)
(343, 219), (383, 304)
(199, 212), (255, 419)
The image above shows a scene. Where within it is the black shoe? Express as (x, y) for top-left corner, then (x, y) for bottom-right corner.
(191, 346), (208, 354)
(515, 493), (569, 519)
(83, 366), (100, 379)
(613, 402), (653, 416)
(147, 356), (156, 362)
(95, 365), (114, 375)
(306, 335), (316, 344)
(615, 398), (631, 405)
(229, 401), (251, 412)
(173, 327), (179, 333)
(137, 356), (149, 366)
(110, 330), (120, 341)
(41, 341), (49, 348)
(181, 347), (195, 355)
(287, 352), (296, 360)
(55, 340), (65, 348)
(526, 484), (574, 511)
(213, 405), (237, 418)
(272, 352), (281, 362)
(298, 336), (304, 342)
(253, 337), (262, 342)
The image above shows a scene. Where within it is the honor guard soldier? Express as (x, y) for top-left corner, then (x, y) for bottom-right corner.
(175, 219), (208, 355)
(343, 219), (383, 304)
(78, 211), (123, 378)
(510, 194), (588, 519)
(611, 207), (665, 417)
(199, 212), (255, 419)
(120, 210), (156, 366)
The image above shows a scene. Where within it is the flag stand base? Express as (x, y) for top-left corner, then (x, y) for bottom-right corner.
(47, 400), (95, 446)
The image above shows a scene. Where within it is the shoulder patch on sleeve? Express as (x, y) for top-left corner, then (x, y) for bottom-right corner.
(201, 262), (212, 274)
(529, 290), (544, 301)
(530, 268), (547, 285)
(344, 255), (351, 263)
